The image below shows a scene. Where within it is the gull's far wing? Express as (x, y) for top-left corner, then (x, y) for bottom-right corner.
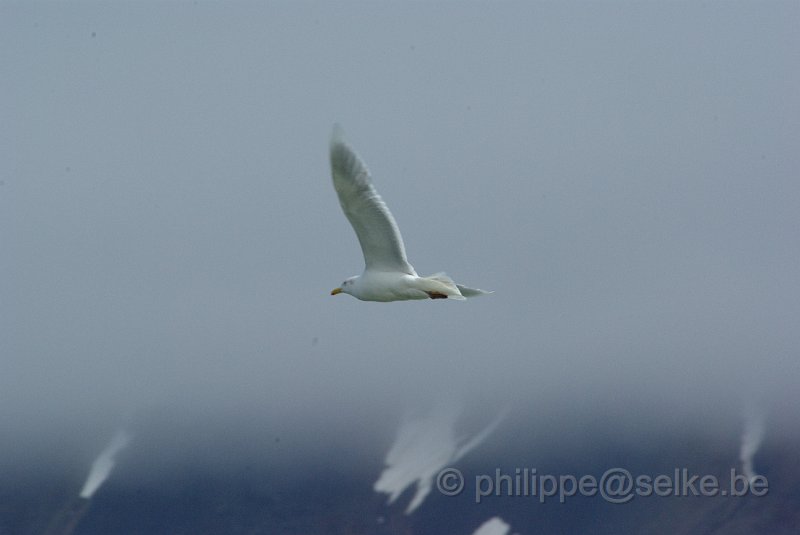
(329, 127), (416, 274)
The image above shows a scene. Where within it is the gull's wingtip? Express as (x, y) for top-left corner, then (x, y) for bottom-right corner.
(331, 123), (346, 147)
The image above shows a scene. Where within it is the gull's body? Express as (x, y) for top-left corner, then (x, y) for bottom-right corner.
(329, 126), (489, 302)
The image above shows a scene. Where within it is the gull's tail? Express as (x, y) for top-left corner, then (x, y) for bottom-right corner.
(456, 284), (492, 298)
(420, 272), (466, 300)
(418, 273), (491, 300)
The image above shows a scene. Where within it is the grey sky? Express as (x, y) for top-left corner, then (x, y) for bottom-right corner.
(2, 2), (799, 456)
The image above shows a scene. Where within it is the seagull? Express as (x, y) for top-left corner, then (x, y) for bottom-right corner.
(329, 126), (490, 302)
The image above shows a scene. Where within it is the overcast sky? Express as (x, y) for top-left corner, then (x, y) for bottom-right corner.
(2, 2), (799, 459)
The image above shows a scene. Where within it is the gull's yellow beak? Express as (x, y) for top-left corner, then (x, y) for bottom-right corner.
(331, 287), (343, 296)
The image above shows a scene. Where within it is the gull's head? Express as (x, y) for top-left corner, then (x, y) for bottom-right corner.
(331, 276), (358, 297)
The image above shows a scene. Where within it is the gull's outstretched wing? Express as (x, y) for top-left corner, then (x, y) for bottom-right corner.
(330, 126), (416, 274)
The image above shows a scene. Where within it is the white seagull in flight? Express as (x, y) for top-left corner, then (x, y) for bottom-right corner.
(329, 126), (490, 302)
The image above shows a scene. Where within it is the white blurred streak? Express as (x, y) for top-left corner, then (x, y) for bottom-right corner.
(472, 517), (511, 535)
(374, 399), (506, 514)
(79, 430), (131, 499)
(739, 404), (765, 485)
